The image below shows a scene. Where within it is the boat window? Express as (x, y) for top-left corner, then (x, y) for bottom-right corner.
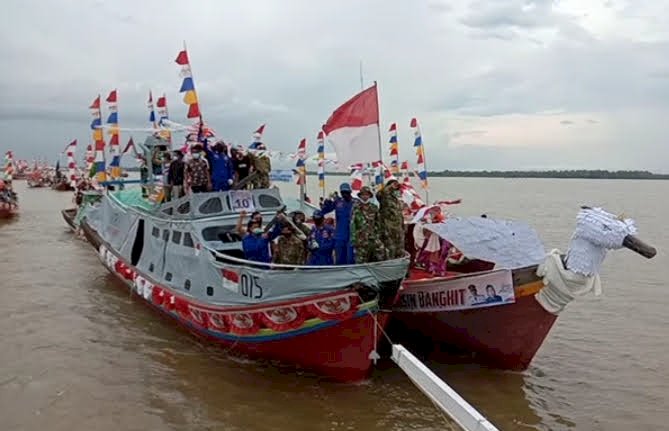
(177, 201), (191, 214)
(184, 280), (191, 291)
(172, 231), (182, 245)
(149, 263), (155, 273)
(183, 233), (194, 248)
(199, 197), (223, 214)
(152, 227), (160, 238)
(165, 272), (173, 281)
(257, 194), (281, 208)
(162, 207), (173, 215)
(206, 286), (214, 296)
(201, 226), (242, 242)
(162, 229), (169, 241)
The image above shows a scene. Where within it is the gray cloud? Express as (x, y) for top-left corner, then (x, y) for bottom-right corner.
(0, 0), (668, 172)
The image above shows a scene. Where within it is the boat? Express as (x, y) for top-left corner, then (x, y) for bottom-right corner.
(0, 181), (18, 219)
(388, 207), (656, 370)
(51, 178), (74, 191)
(62, 189), (102, 231)
(78, 186), (409, 382)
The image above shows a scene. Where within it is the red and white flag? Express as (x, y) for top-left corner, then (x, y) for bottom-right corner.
(322, 84), (380, 169)
(221, 269), (239, 293)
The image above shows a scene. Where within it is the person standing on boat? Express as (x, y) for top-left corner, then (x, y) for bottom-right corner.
(377, 178), (405, 259)
(237, 215), (273, 263)
(231, 146), (252, 189)
(162, 152), (173, 201)
(204, 141), (234, 192)
(273, 216), (307, 265)
(320, 183), (355, 264)
(185, 144), (211, 193)
(350, 186), (385, 264)
(249, 143), (271, 189)
(291, 210), (312, 261)
(168, 150), (185, 200)
(307, 210), (335, 265)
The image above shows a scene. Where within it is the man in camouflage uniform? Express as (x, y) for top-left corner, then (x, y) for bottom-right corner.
(377, 178), (405, 259)
(249, 143), (271, 189)
(273, 216), (307, 265)
(350, 186), (385, 264)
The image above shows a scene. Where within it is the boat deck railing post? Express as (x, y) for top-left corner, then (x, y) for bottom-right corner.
(391, 344), (499, 431)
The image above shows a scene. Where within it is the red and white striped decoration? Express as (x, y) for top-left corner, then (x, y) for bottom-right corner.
(64, 140), (77, 187)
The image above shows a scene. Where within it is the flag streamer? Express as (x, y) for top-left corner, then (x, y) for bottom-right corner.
(317, 131), (325, 197)
(389, 123), (400, 175)
(106, 90), (121, 179)
(411, 118), (428, 191)
(175, 46), (201, 119)
(295, 138), (307, 186)
(90, 95), (106, 182)
(65, 140), (77, 187)
(3, 151), (14, 182)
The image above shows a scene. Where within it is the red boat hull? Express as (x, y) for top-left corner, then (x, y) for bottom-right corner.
(82, 221), (385, 383)
(0, 203), (18, 219)
(390, 268), (557, 370)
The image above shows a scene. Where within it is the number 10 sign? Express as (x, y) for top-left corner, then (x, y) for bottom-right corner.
(230, 191), (255, 212)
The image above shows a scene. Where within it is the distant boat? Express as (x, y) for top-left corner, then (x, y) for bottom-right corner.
(0, 181), (18, 219)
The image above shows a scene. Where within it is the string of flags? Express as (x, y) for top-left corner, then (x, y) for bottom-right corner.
(389, 123), (400, 175)
(89, 95), (106, 182)
(64, 140), (77, 187)
(106, 90), (121, 179)
(411, 118), (428, 190)
(317, 131), (325, 196)
(295, 138), (307, 186)
(3, 151), (14, 181)
(175, 47), (201, 119)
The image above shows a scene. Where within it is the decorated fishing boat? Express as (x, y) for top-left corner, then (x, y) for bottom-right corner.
(78, 186), (408, 382)
(0, 180), (18, 219)
(389, 206), (656, 370)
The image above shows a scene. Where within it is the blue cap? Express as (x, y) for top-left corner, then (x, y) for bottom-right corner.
(313, 210), (323, 219)
(339, 183), (352, 192)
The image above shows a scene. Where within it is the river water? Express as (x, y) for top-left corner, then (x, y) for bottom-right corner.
(1, 177), (667, 431)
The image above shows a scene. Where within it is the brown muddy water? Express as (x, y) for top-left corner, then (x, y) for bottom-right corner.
(1, 177), (667, 430)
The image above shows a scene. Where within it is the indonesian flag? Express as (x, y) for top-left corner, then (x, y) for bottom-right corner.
(221, 269), (239, 293)
(323, 84), (380, 169)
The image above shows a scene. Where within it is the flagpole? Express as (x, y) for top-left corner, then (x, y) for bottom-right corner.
(374, 81), (383, 167)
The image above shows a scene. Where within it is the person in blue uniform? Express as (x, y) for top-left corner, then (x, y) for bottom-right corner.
(321, 182), (355, 264)
(307, 210), (336, 265)
(241, 219), (272, 263)
(204, 140), (234, 192)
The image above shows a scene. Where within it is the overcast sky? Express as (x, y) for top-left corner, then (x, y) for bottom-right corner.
(1, 0), (668, 171)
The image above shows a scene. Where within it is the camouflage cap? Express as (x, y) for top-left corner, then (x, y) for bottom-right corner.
(358, 186), (373, 197)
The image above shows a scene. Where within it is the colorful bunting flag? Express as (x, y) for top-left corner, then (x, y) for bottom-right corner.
(65, 140), (77, 188)
(175, 47), (201, 119)
(389, 123), (400, 175)
(106, 89), (121, 179)
(3, 151), (14, 182)
(89, 95), (106, 182)
(411, 118), (428, 190)
(155, 94), (172, 142)
(295, 138), (307, 185)
(317, 131), (325, 196)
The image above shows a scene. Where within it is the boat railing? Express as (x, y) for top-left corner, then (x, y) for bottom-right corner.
(209, 248), (410, 272)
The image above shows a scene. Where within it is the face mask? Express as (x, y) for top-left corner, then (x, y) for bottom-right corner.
(360, 197), (370, 204)
(392, 190), (401, 198)
(192, 153), (201, 159)
(252, 228), (263, 235)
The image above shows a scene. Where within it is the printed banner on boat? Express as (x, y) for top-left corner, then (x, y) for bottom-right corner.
(394, 269), (515, 312)
(270, 169), (294, 182)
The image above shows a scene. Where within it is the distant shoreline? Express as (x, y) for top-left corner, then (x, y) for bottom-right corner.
(122, 166), (669, 180)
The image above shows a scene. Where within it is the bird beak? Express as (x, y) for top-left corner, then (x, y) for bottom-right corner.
(622, 235), (657, 259)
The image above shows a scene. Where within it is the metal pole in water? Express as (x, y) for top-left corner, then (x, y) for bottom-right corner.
(391, 344), (499, 431)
